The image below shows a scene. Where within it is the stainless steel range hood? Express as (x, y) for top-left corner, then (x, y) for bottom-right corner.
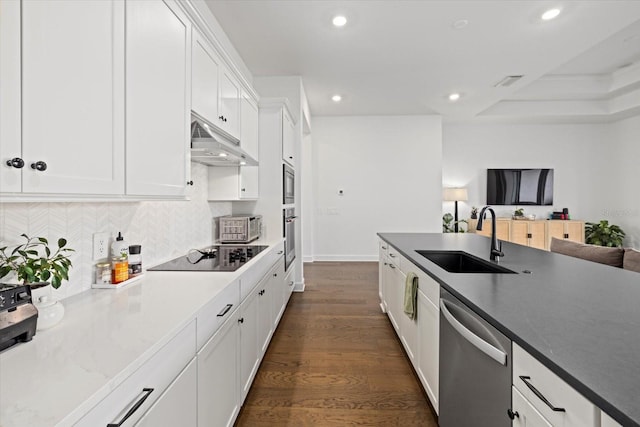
(190, 113), (258, 166)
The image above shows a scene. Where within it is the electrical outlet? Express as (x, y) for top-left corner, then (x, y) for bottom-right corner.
(93, 232), (110, 261)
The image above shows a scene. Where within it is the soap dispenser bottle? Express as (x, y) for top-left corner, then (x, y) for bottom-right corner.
(111, 232), (129, 258)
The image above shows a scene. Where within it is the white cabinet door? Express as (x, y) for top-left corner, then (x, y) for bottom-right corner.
(126, 0), (190, 197)
(512, 387), (553, 427)
(198, 310), (240, 427)
(602, 412), (622, 427)
(239, 166), (259, 200)
(239, 93), (259, 199)
(385, 262), (399, 332)
(135, 358), (197, 427)
(191, 30), (220, 124)
(21, 0), (125, 194)
(239, 286), (260, 403)
(219, 67), (241, 139)
(282, 108), (295, 165)
(270, 259), (286, 327)
(257, 273), (273, 355)
(0, 0), (21, 193)
(417, 288), (439, 413)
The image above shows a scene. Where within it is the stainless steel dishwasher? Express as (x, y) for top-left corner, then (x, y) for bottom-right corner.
(439, 288), (512, 427)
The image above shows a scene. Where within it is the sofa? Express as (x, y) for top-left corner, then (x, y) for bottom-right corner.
(549, 237), (640, 273)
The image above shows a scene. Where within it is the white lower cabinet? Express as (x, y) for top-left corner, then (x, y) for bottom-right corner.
(197, 309), (241, 427)
(416, 287), (439, 413)
(75, 321), (196, 426)
(271, 260), (287, 327)
(135, 358), (197, 427)
(378, 241), (439, 413)
(513, 343), (598, 427)
(257, 268), (274, 355)
(239, 286), (260, 402)
(512, 386), (552, 427)
(602, 412), (623, 427)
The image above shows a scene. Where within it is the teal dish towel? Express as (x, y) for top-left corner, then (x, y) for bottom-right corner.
(404, 272), (418, 320)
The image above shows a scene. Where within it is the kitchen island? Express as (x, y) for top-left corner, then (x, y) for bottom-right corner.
(378, 232), (640, 427)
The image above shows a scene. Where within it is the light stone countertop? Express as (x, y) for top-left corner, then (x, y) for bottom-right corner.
(0, 237), (284, 427)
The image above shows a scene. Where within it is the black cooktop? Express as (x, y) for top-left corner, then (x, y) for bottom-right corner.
(149, 245), (268, 272)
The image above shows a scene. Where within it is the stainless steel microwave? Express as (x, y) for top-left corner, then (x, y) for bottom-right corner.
(283, 164), (294, 204)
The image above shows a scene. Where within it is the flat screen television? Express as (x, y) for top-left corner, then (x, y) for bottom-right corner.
(487, 168), (554, 206)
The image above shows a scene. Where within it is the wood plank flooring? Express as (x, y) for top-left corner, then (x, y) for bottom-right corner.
(235, 262), (438, 426)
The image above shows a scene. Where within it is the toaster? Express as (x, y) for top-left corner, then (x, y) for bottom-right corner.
(218, 215), (262, 243)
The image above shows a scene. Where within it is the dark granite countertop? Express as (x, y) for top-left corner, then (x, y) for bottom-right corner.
(378, 232), (640, 427)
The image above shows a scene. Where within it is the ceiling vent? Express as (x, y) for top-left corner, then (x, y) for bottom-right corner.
(494, 75), (524, 87)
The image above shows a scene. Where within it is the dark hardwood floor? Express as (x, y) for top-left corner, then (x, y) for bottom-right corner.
(235, 261), (438, 426)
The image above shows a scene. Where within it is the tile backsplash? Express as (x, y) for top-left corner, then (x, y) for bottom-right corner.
(0, 163), (231, 300)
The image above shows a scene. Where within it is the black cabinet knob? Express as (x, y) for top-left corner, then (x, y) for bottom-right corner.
(238, 317), (244, 324)
(241, 188), (246, 192)
(6, 157), (25, 168)
(507, 409), (519, 420)
(30, 161), (47, 171)
(187, 180), (194, 186)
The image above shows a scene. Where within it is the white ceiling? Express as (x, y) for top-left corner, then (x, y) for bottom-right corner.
(205, 1), (640, 122)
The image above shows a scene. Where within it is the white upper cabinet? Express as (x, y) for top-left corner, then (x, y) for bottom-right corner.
(0, 0), (21, 193)
(191, 30), (221, 125)
(218, 67), (241, 139)
(282, 108), (295, 166)
(7, 0), (125, 195)
(191, 32), (241, 140)
(125, 0), (191, 197)
(240, 92), (259, 199)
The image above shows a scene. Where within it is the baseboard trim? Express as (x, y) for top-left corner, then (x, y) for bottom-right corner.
(310, 255), (379, 262)
(302, 255), (314, 263)
(293, 281), (305, 292)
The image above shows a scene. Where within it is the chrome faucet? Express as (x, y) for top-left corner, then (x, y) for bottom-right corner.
(476, 206), (504, 261)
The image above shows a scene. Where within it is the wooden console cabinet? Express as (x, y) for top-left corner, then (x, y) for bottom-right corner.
(468, 218), (584, 251)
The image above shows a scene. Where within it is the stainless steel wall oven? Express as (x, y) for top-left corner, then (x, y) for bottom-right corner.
(283, 208), (296, 271)
(283, 164), (295, 204)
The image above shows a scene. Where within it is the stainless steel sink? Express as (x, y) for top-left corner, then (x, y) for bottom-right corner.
(416, 250), (516, 274)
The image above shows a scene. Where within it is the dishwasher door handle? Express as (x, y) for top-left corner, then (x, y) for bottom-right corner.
(440, 299), (507, 366)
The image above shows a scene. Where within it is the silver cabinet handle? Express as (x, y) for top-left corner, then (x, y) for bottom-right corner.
(277, 250), (284, 255)
(288, 281), (294, 287)
(440, 299), (507, 365)
(216, 304), (233, 317)
(107, 388), (154, 427)
(381, 245), (387, 250)
(389, 253), (396, 258)
(389, 264), (396, 269)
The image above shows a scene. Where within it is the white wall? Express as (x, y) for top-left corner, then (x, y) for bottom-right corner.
(310, 115), (442, 261)
(0, 163), (231, 300)
(442, 122), (613, 225)
(609, 115), (640, 247)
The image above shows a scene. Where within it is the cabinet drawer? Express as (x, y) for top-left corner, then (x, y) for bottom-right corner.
(76, 320), (196, 426)
(196, 282), (240, 350)
(415, 268), (439, 306)
(239, 242), (284, 302)
(512, 386), (552, 427)
(513, 344), (597, 427)
(387, 246), (402, 269)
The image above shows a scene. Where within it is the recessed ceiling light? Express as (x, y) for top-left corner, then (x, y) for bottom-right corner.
(332, 94), (342, 102)
(541, 8), (561, 21)
(452, 19), (469, 29)
(332, 15), (347, 27)
(239, 161), (246, 165)
(218, 153), (228, 157)
(448, 93), (461, 102)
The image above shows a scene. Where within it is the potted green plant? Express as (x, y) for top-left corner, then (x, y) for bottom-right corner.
(443, 213), (468, 233)
(513, 208), (525, 218)
(585, 220), (626, 247)
(0, 234), (74, 289)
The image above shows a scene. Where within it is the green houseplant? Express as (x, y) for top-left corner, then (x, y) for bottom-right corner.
(0, 234), (74, 289)
(443, 213), (467, 233)
(585, 220), (626, 247)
